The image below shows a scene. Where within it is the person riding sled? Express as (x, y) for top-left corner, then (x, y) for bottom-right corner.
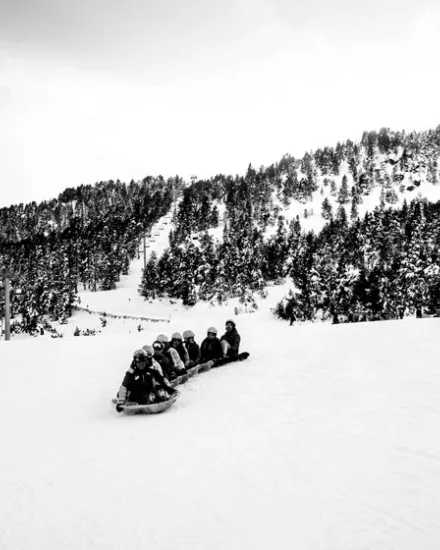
(115, 349), (176, 412)
(198, 327), (224, 370)
(183, 330), (201, 368)
(142, 344), (165, 376)
(155, 333), (186, 380)
(220, 319), (241, 359)
(152, 339), (173, 379)
(170, 332), (190, 369)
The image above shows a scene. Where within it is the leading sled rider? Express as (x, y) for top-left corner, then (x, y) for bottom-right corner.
(115, 349), (176, 412)
(220, 319), (241, 359)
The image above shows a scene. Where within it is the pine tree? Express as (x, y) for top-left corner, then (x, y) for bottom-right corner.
(378, 128), (391, 154)
(139, 251), (159, 299)
(396, 204), (430, 315)
(337, 175), (350, 204)
(197, 232), (218, 300)
(210, 205), (220, 227)
(264, 216), (289, 279)
(178, 243), (201, 305)
(427, 157), (439, 185)
(336, 205), (348, 227)
(350, 200), (359, 221)
(321, 198), (333, 220)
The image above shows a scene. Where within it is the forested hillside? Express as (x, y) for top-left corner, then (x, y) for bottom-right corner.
(139, 127), (440, 320)
(0, 177), (178, 331)
(2, 126), (440, 334)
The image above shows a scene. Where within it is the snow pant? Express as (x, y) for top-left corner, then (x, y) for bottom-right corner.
(221, 341), (239, 359)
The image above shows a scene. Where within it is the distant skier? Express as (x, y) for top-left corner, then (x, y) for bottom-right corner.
(220, 319), (241, 359)
(170, 332), (190, 368)
(199, 326), (224, 370)
(183, 330), (201, 368)
(115, 349), (176, 412)
(288, 310), (297, 326)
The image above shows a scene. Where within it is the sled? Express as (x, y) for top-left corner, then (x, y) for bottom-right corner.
(169, 367), (199, 387)
(112, 392), (180, 415)
(198, 361), (213, 373)
(187, 365), (200, 377)
(170, 372), (188, 387)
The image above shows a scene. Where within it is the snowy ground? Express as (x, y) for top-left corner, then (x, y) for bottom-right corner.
(1, 212), (440, 549)
(2, 316), (440, 550)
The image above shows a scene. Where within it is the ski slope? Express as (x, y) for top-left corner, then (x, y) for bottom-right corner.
(1, 316), (440, 550)
(1, 212), (440, 550)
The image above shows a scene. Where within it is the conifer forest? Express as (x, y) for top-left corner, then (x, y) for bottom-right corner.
(2, 127), (440, 333)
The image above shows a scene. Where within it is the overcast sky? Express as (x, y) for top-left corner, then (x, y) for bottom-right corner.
(1, 0), (440, 207)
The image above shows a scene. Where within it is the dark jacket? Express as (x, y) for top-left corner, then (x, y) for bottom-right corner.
(186, 341), (201, 366)
(200, 337), (223, 363)
(220, 328), (241, 358)
(117, 361), (170, 402)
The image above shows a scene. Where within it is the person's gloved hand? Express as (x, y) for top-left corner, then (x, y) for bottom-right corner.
(116, 400), (125, 413)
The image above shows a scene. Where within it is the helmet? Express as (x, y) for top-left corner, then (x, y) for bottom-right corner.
(183, 330), (195, 339)
(133, 348), (148, 359)
(207, 326), (218, 335)
(225, 319), (236, 327)
(156, 334), (169, 343)
(171, 332), (182, 341)
(142, 345), (154, 356)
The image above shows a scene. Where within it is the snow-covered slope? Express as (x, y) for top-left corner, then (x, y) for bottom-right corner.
(1, 314), (440, 550)
(277, 161), (440, 235)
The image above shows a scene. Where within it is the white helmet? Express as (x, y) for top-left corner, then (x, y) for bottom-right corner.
(207, 326), (218, 335)
(183, 330), (195, 339)
(142, 345), (154, 356)
(133, 349), (148, 359)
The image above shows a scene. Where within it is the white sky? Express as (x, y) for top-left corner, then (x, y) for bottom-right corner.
(1, 0), (440, 207)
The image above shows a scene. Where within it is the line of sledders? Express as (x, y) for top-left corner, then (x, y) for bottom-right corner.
(115, 319), (250, 412)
